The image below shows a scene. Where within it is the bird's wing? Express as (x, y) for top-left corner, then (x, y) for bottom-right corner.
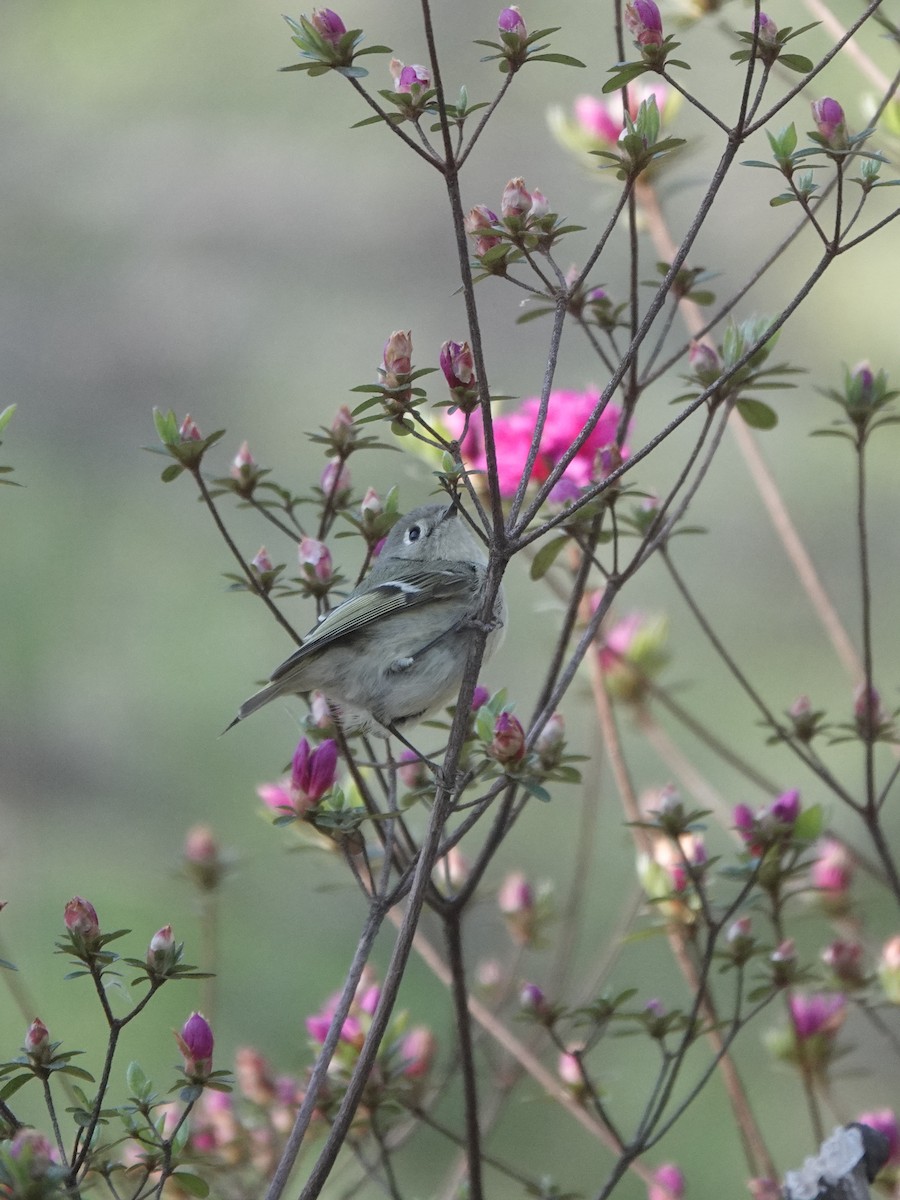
(268, 560), (480, 683)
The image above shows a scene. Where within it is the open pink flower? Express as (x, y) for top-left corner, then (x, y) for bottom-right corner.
(447, 389), (626, 499)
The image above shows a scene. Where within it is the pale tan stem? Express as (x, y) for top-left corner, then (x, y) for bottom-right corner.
(589, 662), (776, 1179)
(668, 933), (778, 1181)
(634, 179), (863, 684)
(800, 0), (891, 92)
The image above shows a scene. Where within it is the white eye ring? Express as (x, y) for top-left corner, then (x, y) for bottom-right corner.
(406, 524), (423, 543)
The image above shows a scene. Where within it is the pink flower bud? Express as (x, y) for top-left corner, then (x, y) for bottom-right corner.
(230, 440), (255, 480)
(519, 982), (547, 1015)
(625, 0), (663, 47)
(382, 329), (413, 376)
(310, 7), (346, 43)
(527, 188), (550, 221)
(821, 939), (865, 987)
(536, 712), (565, 768)
(557, 1044), (585, 1091)
(648, 1164), (685, 1200)
(177, 1012), (214, 1077)
(291, 737), (339, 809)
(257, 780), (294, 813)
(399, 1027), (436, 1078)
(689, 341), (722, 387)
(812, 97), (847, 145)
(235, 1047), (276, 1105)
(855, 1109), (900, 1166)
(391, 60), (430, 93)
(251, 546), (273, 573)
(490, 711), (526, 764)
(179, 414), (202, 441)
(360, 487), (382, 518)
(471, 685), (490, 710)
(854, 682), (885, 740)
(878, 935), (900, 1003)
(8, 1129), (58, 1175)
(64, 897), (100, 941)
(498, 870), (533, 915)
(789, 992), (846, 1040)
(498, 6), (527, 45)
(769, 788), (800, 825)
(748, 1180), (781, 1200)
(726, 917), (754, 962)
(501, 177), (532, 220)
(24, 1017), (51, 1060)
(433, 845), (470, 890)
(147, 925), (176, 971)
(183, 825), (226, 890)
(330, 405), (356, 452)
(499, 870), (537, 946)
(439, 340), (477, 391)
(398, 748), (428, 790)
(475, 959), (502, 991)
(754, 12), (778, 45)
(320, 460), (351, 502)
(464, 205), (501, 256)
(811, 838), (853, 896)
(298, 536), (333, 585)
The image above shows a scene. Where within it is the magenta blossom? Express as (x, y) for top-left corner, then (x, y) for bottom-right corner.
(625, 0), (663, 47)
(446, 389), (627, 500)
(789, 992), (846, 1040)
(498, 6), (527, 44)
(310, 7), (346, 43)
(291, 737), (338, 809)
(648, 1164), (685, 1200)
(391, 61), (431, 93)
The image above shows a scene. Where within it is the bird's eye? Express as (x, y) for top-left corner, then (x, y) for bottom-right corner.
(406, 524), (422, 543)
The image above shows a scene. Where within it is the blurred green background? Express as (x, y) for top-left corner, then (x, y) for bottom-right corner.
(2, 0), (899, 1195)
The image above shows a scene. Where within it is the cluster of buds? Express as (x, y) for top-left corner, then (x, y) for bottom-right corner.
(733, 789), (801, 858)
(638, 825), (708, 925)
(0, 1128), (64, 1194)
(282, 8), (368, 75)
(464, 178), (556, 269)
(304, 968), (436, 1119)
(257, 736), (339, 820)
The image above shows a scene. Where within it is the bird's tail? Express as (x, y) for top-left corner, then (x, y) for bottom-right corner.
(221, 681), (282, 735)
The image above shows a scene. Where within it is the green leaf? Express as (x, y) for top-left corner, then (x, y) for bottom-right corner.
(528, 52), (586, 67)
(127, 1061), (150, 1099)
(171, 1173), (210, 1198)
(0, 1074), (32, 1101)
(779, 53), (813, 72)
(602, 62), (649, 92)
(793, 803), (824, 841)
(161, 463), (186, 483)
(0, 404), (15, 435)
(736, 399), (777, 429)
(529, 535), (570, 580)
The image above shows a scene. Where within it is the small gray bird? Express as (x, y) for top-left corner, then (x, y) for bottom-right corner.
(229, 503), (505, 734)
